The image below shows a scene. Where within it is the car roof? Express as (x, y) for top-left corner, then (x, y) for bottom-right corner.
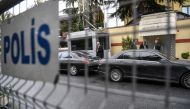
(122, 49), (157, 52)
(121, 49), (161, 54)
(111, 49), (160, 59)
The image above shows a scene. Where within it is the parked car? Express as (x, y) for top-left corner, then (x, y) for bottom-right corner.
(59, 51), (100, 76)
(98, 49), (190, 88)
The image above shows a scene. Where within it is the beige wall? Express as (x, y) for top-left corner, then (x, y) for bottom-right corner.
(175, 19), (190, 59)
(176, 43), (190, 59)
(108, 26), (143, 55)
(176, 19), (190, 39)
(111, 46), (122, 56)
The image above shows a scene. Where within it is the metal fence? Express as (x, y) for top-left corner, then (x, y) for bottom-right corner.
(0, 0), (190, 109)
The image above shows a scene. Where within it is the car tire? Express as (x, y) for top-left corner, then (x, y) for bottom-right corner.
(180, 73), (190, 89)
(70, 65), (78, 76)
(110, 69), (123, 82)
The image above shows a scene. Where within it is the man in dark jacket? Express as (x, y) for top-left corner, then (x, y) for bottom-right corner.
(140, 40), (148, 49)
(130, 39), (138, 49)
(153, 38), (162, 51)
(96, 42), (104, 58)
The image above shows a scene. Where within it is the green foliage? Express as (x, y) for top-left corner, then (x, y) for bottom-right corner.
(60, 20), (69, 32)
(62, 8), (78, 14)
(62, 0), (105, 30)
(95, 6), (104, 28)
(62, 0), (77, 7)
(60, 8), (84, 32)
(111, 0), (188, 21)
(71, 16), (84, 31)
(122, 37), (132, 50)
(60, 15), (84, 32)
(0, 12), (13, 22)
(181, 52), (190, 59)
(34, 0), (44, 6)
(60, 5), (104, 32)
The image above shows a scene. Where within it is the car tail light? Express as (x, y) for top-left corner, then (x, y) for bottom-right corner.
(82, 58), (90, 64)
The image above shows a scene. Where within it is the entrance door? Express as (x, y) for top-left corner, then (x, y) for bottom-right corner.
(97, 35), (110, 58)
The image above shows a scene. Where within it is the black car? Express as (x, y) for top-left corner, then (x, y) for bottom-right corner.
(98, 49), (190, 88)
(59, 51), (99, 76)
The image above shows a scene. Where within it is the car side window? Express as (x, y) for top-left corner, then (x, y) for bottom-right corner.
(75, 52), (84, 57)
(118, 51), (139, 60)
(58, 52), (72, 59)
(139, 52), (162, 61)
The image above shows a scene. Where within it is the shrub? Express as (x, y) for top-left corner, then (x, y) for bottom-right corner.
(181, 52), (190, 59)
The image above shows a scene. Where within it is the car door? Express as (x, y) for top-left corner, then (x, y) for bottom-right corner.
(138, 51), (166, 79)
(115, 51), (140, 77)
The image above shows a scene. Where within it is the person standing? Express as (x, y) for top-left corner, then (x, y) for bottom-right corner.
(96, 42), (104, 58)
(130, 39), (138, 49)
(153, 38), (162, 51)
(140, 40), (148, 49)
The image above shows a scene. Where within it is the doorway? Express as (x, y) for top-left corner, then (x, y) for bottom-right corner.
(143, 35), (176, 58)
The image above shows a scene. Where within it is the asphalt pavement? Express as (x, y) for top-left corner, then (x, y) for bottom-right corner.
(1, 70), (190, 109)
(57, 72), (190, 109)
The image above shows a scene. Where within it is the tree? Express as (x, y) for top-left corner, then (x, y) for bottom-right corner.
(34, 0), (44, 6)
(60, 8), (84, 32)
(111, 0), (189, 21)
(62, 0), (113, 29)
(0, 12), (13, 22)
(62, 0), (77, 7)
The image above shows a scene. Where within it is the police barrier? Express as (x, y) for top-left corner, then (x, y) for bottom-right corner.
(1, 0), (59, 82)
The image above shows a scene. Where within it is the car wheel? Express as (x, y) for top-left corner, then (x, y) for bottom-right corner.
(70, 65), (78, 76)
(110, 69), (123, 82)
(180, 73), (190, 89)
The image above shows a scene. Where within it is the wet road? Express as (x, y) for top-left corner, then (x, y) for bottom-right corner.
(59, 72), (190, 100)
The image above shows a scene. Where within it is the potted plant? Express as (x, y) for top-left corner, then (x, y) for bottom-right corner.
(181, 52), (190, 59)
(122, 36), (132, 51)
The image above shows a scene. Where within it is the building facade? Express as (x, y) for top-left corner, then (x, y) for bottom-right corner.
(108, 16), (190, 59)
(105, 1), (190, 59)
